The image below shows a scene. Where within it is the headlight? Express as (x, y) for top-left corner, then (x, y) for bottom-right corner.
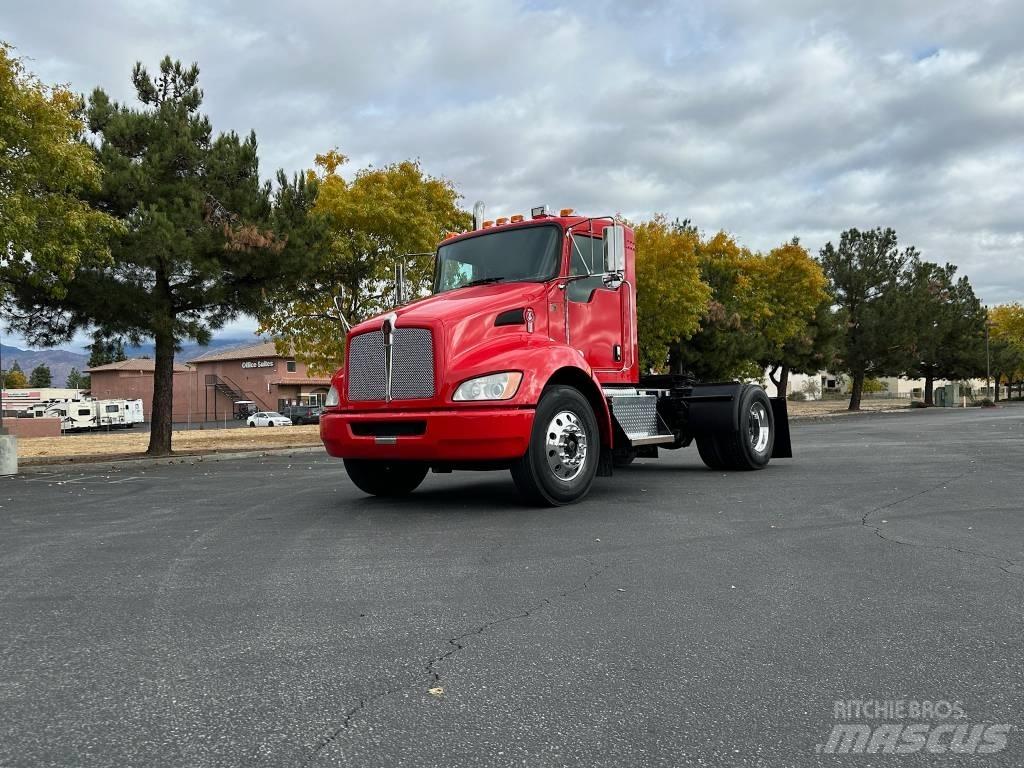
(453, 372), (523, 401)
(325, 385), (340, 407)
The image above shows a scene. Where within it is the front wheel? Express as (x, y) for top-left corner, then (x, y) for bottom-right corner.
(511, 385), (600, 506)
(344, 459), (428, 497)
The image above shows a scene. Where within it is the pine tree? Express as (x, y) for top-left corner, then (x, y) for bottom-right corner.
(87, 336), (127, 367)
(29, 364), (52, 388)
(65, 368), (90, 389)
(901, 260), (986, 404)
(5, 57), (313, 455)
(820, 228), (915, 410)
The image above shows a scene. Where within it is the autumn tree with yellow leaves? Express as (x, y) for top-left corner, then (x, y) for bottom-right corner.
(989, 303), (1024, 400)
(753, 239), (833, 396)
(632, 216), (711, 372)
(259, 150), (469, 375)
(0, 43), (119, 300)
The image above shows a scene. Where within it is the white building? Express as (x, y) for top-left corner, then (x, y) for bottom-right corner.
(762, 371), (994, 404)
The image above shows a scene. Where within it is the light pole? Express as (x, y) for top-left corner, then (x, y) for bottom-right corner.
(985, 307), (992, 400)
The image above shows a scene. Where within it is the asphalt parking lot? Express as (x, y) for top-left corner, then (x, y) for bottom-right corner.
(1, 406), (1022, 766)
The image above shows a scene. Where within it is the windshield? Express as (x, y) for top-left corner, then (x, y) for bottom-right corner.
(433, 225), (561, 293)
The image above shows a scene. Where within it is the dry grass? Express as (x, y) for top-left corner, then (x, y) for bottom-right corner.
(787, 398), (909, 418)
(18, 424), (323, 462)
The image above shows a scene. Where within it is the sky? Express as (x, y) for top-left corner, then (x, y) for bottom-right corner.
(4, 0), (1022, 349)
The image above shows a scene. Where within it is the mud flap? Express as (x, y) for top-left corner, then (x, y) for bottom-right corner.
(770, 397), (792, 458)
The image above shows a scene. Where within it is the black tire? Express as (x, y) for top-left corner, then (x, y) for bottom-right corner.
(344, 459), (428, 497)
(709, 385), (774, 471)
(249, 423), (255, 428)
(696, 435), (727, 470)
(511, 385), (600, 506)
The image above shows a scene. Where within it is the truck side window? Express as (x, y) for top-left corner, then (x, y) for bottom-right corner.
(568, 235), (606, 303)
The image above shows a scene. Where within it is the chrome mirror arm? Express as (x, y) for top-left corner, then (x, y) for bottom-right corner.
(333, 293), (352, 333)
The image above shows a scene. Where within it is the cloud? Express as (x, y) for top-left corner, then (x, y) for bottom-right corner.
(3, 0), (1022, 351)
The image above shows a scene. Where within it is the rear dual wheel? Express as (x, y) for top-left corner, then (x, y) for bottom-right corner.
(696, 386), (774, 471)
(511, 385), (599, 506)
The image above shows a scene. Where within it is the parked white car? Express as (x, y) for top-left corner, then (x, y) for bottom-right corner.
(247, 411), (292, 427)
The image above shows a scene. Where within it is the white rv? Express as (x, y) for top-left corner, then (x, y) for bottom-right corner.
(30, 397), (145, 431)
(97, 398), (145, 428)
(42, 401), (99, 431)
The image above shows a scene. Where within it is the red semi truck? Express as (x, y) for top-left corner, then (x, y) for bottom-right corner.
(320, 205), (791, 505)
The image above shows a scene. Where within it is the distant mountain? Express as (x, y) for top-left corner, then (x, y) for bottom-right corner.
(125, 336), (263, 362)
(1, 344), (89, 389)
(1, 334), (264, 389)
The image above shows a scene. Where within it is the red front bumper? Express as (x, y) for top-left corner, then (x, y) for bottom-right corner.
(320, 407), (535, 462)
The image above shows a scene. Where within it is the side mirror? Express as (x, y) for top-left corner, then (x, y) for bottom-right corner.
(603, 224), (625, 274)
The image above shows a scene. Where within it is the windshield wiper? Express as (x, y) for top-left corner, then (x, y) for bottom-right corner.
(462, 277), (505, 287)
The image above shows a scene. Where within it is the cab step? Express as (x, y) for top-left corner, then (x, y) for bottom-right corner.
(607, 393), (676, 448)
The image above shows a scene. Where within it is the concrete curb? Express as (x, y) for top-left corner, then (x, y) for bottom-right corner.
(16, 446), (325, 475)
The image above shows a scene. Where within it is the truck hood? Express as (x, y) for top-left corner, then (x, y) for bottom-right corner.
(349, 282), (549, 334)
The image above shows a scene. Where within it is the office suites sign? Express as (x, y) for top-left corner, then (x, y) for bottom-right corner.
(240, 360), (275, 370)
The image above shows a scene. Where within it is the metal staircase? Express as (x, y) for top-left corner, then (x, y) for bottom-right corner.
(205, 374), (244, 403)
(203, 374), (264, 419)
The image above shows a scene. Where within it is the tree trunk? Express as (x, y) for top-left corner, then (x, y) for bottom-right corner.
(924, 374), (934, 406)
(777, 366), (790, 399)
(848, 370), (864, 411)
(993, 374), (1001, 403)
(148, 327), (175, 456)
(668, 341), (682, 375)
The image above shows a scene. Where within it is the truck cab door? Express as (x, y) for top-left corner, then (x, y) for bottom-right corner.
(565, 234), (624, 373)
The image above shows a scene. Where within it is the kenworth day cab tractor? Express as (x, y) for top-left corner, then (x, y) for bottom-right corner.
(320, 205), (791, 505)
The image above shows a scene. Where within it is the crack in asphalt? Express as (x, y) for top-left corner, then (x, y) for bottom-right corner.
(860, 467), (1023, 579)
(425, 559), (607, 687)
(307, 559), (608, 761)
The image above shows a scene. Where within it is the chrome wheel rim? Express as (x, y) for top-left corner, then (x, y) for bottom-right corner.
(749, 402), (770, 454)
(545, 410), (588, 481)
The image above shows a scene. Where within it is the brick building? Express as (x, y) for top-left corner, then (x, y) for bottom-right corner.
(187, 341), (332, 420)
(85, 358), (201, 422)
(86, 341), (332, 423)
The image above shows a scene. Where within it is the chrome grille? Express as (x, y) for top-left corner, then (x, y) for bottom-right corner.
(347, 327), (435, 401)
